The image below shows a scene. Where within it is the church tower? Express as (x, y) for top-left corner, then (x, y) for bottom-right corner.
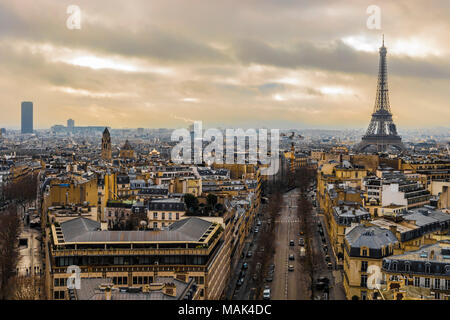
(101, 127), (112, 161)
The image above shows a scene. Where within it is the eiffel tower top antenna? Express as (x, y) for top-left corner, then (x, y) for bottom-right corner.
(373, 34), (390, 114)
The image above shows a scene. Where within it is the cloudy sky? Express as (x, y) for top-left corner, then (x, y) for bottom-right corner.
(0, 0), (449, 130)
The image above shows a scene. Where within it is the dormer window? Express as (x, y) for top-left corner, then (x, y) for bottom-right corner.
(361, 247), (368, 257)
(392, 261), (398, 272)
(404, 261), (411, 272)
(425, 263), (431, 274)
(445, 265), (450, 274)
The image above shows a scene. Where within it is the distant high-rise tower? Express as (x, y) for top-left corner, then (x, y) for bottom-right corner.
(67, 119), (75, 128)
(101, 127), (112, 160)
(21, 101), (33, 134)
(355, 37), (405, 153)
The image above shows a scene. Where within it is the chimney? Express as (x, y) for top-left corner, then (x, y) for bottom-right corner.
(389, 225), (397, 235)
(363, 220), (371, 227)
(105, 286), (112, 300)
(162, 282), (177, 297)
(100, 221), (108, 231)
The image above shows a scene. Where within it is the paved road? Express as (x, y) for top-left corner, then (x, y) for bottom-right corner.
(229, 187), (346, 300)
(271, 188), (310, 300)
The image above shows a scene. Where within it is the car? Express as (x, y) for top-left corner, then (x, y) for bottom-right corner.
(298, 238), (305, 246)
(327, 262), (333, 270)
(288, 265), (294, 271)
(300, 231), (305, 235)
(289, 240), (295, 246)
(317, 277), (330, 284)
(257, 220), (262, 226)
(289, 254), (295, 260)
(252, 274), (258, 281)
(265, 275), (273, 282)
(254, 228), (259, 233)
(315, 281), (328, 290)
(247, 251), (253, 258)
(243, 263), (248, 269)
(237, 278), (244, 286)
(240, 270), (246, 278)
(269, 264), (275, 271)
(263, 288), (271, 300)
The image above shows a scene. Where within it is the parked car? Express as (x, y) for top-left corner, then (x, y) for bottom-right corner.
(254, 227), (259, 233)
(327, 262), (333, 270)
(265, 275), (273, 282)
(257, 220), (262, 226)
(243, 263), (248, 269)
(289, 254), (295, 261)
(247, 251), (253, 258)
(237, 278), (244, 286)
(263, 288), (271, 300)
(299, 238), (305, 246)
(325, 255), (330, 263)
(269, 264), (275, 272)
(289, 240), (295, 246)
(288, 265), (294, 271)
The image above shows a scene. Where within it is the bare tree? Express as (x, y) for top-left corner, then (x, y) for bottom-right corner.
(3, 173), (38, 216)
(0, 205), (21, 299)
(12, 275), (44, 300)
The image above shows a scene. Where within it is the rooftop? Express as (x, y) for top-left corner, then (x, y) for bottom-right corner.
(56, 216), (216, 244)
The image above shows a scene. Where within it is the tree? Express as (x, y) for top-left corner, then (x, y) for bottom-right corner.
(206, 194), (218, 208)
(0, 205), (21, 299)
(183, 194), (199, 214)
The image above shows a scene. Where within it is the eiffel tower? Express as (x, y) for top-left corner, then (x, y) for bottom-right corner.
(356, 36), (406, 153)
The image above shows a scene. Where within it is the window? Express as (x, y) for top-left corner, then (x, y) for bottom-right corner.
(161, 213), (165, 220)
(425, 263), (431, 274)
(153, 222), (158, 229)
(362, 249), (368, 257)
(361, 261), (368, 272)
(361, 291), (367, 300)
(434, 292), (440, 300)
(176, 213), (179, 220)
(361, 275), (368, 288)
(153, 212), (158, 219)
(414, 277), (420, 287)
(169, 213), (172, 220)
(424, 278), (430, 288)
(445, 279), (450, 290)
(54, 290), (65, 299)
(434, 278), (440, 289)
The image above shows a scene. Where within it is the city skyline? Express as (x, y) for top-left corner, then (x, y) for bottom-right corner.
(1, 1), (450, 130)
